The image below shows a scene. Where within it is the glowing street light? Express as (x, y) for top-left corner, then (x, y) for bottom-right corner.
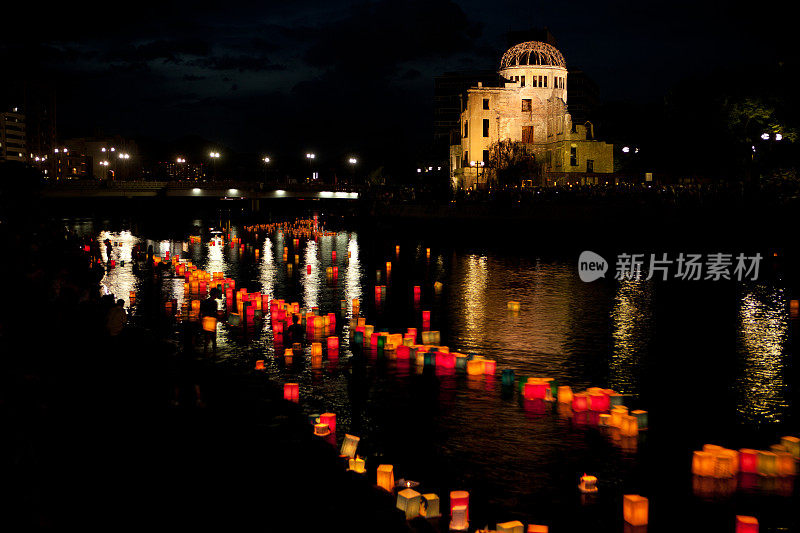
(176, 157), (186, 163)
(348, 157), (357, 164)
(263, 156), (271, 164)
(775, 133), (783, 141)
(761, 133), (770, 140)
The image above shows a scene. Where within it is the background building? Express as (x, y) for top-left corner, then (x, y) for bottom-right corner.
(63, 137), (138, 180)
(0, 108), (27, 163)
(451, 41), (613, 189)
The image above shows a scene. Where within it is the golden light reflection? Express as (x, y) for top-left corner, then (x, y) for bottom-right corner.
(461, 254), (488, 345)
(304, 238), (319, 310)
(97, 230), (139, 304)
(737, 284), (789, 425)
(609, 279), (652, 395)
(344, 234), (362, 321)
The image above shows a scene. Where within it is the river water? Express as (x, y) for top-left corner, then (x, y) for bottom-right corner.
(68, 213), (797, 533)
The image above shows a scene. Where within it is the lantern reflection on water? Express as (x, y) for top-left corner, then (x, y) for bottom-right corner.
(450, 506), (467, 531)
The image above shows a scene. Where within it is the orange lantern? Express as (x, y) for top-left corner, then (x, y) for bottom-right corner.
(377, 464), (394, 492)
(623, 494), (648, 526)
(255, 360), (265, 370)
(201, 316), (217, 332)
(311, 342), (322, 356)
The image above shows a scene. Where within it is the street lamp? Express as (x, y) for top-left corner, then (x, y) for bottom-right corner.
(263, 156), (271, 186)
(469, 160), (485, 188)
(347, 157), (357, 187)
(306, 152), (316, 182)
(209, 151), (220, 180)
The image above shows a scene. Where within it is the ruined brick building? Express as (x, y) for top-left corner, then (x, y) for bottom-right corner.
(451, 41), (613, 189)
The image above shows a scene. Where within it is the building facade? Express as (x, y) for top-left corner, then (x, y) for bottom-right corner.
(0, 108), (27, 163)
(451, 41), (613, 189)
(63, 137), (138, 180)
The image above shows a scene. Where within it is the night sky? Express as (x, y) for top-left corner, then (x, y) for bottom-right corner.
(2, 0), (792, 165)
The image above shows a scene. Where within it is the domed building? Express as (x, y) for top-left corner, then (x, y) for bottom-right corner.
(451, 41), (613, 189)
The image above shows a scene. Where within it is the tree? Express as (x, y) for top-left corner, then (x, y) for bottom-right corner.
(487, 139), (543, 187)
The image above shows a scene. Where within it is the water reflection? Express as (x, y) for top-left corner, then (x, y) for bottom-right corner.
(609, 280), (652, 395)
(736, 284), (790, 425)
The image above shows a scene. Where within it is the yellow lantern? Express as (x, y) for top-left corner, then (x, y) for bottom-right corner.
(623, 494), (648, 526)
(396, 488), (421, 519)
(377, 464), (394, 492)
(341, 434), (360, 458)
(781, 436), (800, 458)
(349, 456), (366, 473)
(507, 301), (520, 312)
(497, 521), (524, 533)
(527, 526), (548, 533)
(311, 354), (322, 368)
(311, 342), (322, 356)
(420, 493), (440, 518)
(758, 451), (778, 476)
(313, 423), (330, 436)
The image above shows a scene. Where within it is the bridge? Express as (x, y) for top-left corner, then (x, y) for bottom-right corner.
(39, 181), (360, 200)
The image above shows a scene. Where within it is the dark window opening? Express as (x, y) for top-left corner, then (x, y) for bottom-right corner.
(521, 99), (532, 112)
(522, 126), (534, 143)
(483, 98), (489, 110)
(544, 76), (547, 88)
(482, 119), (489, 137)
(483, 149), (489, 164)
(521, 76), (525, 87)
(538, 75), (542, 87)
(570, 146), (577, 166)
(463, 121), (468, 138)
(587, 159), (594, 173)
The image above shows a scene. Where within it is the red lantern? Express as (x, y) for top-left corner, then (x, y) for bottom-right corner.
(735, 516), (758, 533)
(739, 449), (758, 473)
(273, 321), (284, 335)
(524, 382), (548, 400)
(283, 383), (299, 401)
(450, 491), (469, 520)
(589, 391), (610, 411)
(572, 393), (589, 412)
(320, 413), (337, 434)
(397, 345), (411, 359)
(332, 266), (338, 277)
(255, 360), (265, 370)
(331, 251), (337, 261)
(422, 310), (431, 323)
(307, 265), (312, 274)
(407, 328), (417, 342)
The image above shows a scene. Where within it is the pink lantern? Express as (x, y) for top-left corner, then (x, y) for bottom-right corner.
(572, 393), (589, 412)
(483, 360), (496, 375)
(450, 491), (469, 520)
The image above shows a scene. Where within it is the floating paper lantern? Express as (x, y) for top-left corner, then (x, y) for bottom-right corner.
(736, 516), (758, 533)
(319, 413), (336, 434)
(507, 301), (520, 312)
(739, 449), (758, 473)
(623, 494), (648, 526)
(588, 391), (610, 411)
(422, 310), (431, 323)
(420, 493), (440, 518)
(631, 410), (648, 430)
(349, 456), (366, 473)
(579, 473), (598, 493)
(450, 490), (469, 520)
(501, 369), (515, 387)
(395, 245), (400, 254)
(527, 526), (548, 533)
(775, 452), (796, 476)
(311, 342), (322, 356)
(314, 423), (330, 436)
(341, 434), (360, 458)
(466, 359), (484, 375)
(692, 451), (715, 476)
(450, 505), (467, 531)
(397, 345), (411, 359)
(557, 386), (573, 403)
(620, 414), (639, 437)
(455, 354), (469, 371)
(599, 414), (611, 426)
(572, 393), (589, 412)
(377, 464), (394, 492)
(497, 521), (524, 533)
(327, 336), (339, 353)
(781, 436), (800, 458)
(331, 251), (337, 261)
(610, 406), (628, 427)
(426, 248), (431, 258)
(524, 380), (548, 400)
(434, 281), (443, 292)
(255, 360), (265, 370)
(283, 383), (299, 401)
(396, 488), (421, 519)
(757, 451), (777, 476)
(483, 360), (496, 375)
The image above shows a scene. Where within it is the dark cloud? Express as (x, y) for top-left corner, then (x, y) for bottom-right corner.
(191, 54), (286, 72)
(113, 38), (212, 63)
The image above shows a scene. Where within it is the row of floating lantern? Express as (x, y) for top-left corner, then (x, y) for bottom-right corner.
(692, 438), (798, 478)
